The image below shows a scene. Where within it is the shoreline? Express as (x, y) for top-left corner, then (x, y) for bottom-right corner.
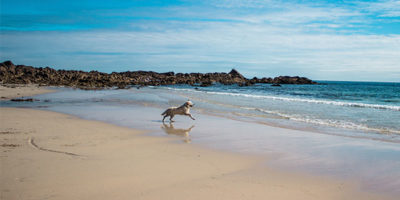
(0, 86), (396, 199)
(0, 107), (391, 200)
(199, 109), (400, 144)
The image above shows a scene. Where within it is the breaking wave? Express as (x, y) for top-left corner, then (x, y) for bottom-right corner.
(240, 107), (400, 135)
(163, 87), (400, 111)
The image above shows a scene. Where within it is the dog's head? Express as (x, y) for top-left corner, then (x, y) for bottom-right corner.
(184, 100), (194, 107)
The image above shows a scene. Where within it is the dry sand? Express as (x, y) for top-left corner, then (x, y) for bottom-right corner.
(0, 87), (393, 200)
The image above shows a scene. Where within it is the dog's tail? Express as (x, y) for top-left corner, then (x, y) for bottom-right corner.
(161, 109), (167, 116)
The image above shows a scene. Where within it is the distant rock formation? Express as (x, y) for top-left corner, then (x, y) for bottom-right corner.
(0, 61), (317, 89)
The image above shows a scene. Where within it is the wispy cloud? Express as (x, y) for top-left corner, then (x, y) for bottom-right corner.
(360, 0), (400, 17)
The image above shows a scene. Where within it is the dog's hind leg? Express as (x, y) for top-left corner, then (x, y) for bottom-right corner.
(170, 115), (175, 122)
(162, 115), (168, 122)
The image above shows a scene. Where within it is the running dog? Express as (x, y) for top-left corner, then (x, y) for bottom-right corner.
(161, 101), (195, 122)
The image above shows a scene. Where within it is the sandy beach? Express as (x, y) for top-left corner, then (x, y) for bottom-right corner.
(0, 86), (394, 200)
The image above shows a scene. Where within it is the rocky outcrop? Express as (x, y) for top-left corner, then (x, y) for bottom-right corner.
(0, 61), (317, 89)
(10, 98), (39, 102)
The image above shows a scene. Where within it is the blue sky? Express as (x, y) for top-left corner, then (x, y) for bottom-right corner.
(1, 0), (399, 81)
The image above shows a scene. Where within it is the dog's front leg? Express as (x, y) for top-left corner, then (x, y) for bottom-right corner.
(186, 113), (195, 120)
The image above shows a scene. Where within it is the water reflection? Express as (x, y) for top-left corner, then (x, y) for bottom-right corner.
(161, 122), (194, 143)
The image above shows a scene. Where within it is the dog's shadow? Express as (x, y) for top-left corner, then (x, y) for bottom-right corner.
(161, 122), (195, 143)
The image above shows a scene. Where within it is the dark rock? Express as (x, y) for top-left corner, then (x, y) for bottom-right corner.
(271, 84), (281, 87)
(10, 98), (38, 102)
(228, 69), (244, 78)
(272, 76), (316, 84)
(260, 77), (273, 83)
(200, 81), (213, 87)
(238, 81), (254, 87)
(0, 61), (317, 89)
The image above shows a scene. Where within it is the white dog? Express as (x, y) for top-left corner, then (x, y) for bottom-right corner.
(161, 100), (195, 122)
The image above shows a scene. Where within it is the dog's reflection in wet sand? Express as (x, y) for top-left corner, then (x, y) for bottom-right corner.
(161, 122), (194, 143)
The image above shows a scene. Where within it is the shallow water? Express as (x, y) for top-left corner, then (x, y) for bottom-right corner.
(1, 84), (400, 195)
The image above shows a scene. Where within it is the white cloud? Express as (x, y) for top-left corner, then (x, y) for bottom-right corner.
(360, 0), (400, 17)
